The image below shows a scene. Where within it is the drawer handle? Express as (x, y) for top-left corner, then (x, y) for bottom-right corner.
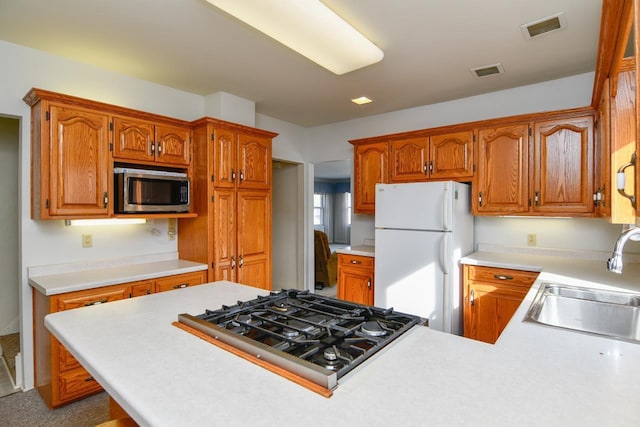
(367, 278), (372, 289)
(470, 289), (475, 306)
(85, 376), (95, 382)
(84, 298), (108, 306)
(494, 274), (513, 280)
(350, 260), (362, 264)
(173, 283), (189, 289)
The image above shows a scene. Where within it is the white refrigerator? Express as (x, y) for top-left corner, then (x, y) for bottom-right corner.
(374, 181), (474, 335)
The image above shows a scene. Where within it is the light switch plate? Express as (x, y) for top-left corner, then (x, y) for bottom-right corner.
(82, 233), (93, 248)
(527, 233), (537, 247)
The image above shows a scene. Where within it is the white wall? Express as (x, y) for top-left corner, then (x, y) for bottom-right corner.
(0, 40), (208, 390)
(0, 117), (19, 336)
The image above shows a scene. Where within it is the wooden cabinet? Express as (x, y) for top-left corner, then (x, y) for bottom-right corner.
(112, 117), (191, 167)
(352, 130), (473, 214)
(154, 271), (206, 293)
(179, 118), (276, 290)
(353, 142), (388, 214)
(389, 131), (474, 183)
(28, 100), (111, 219)
(463, 265), (539, 344)
(473, 112), (595, 216)
(532, 115), (594, 215)
(595, 77), (612, 218)
(475, 124), (530, 214)
(33, 270), (206, 408)
(337, 254), (374, 306)
(24, 88), (195, 219)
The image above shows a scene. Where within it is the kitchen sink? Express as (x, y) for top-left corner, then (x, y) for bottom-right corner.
(524, 283), (640, 343)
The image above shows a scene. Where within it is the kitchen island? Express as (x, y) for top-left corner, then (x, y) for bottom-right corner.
(45, 269), (640, 426)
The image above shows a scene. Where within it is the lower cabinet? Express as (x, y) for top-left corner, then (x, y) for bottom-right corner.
(33, 270), (206, 408)
(463, 265), (538, 344)
(337, 254), (374, 306)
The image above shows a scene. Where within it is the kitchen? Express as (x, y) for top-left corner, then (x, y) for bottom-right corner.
(1, 0), (640, 425)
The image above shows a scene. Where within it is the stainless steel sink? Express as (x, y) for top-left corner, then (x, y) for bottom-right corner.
(524, 283), (640, 343)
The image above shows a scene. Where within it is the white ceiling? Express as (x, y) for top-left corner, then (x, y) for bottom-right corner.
(0, 0), (602, 127)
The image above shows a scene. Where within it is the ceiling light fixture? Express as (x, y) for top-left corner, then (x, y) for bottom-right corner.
(205, 0), (384, 75)
(351, 96), (373, 105)
(470, 63), (505, 78)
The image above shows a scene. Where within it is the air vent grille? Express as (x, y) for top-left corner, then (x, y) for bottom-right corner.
(521, 12), (567, 39)
(470, 63), (504, 78)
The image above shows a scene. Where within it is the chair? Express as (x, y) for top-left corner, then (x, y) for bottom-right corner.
(314, 230), (337, 288)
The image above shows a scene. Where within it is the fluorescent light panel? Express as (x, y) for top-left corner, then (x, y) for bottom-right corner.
(206, 0), (384, 75)
(521, 12), (567, 39)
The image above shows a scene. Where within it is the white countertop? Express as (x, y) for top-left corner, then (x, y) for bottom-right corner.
(29, 258), (208, 295)
(335, 245), (375, 257)
(45, 270), (640, 426)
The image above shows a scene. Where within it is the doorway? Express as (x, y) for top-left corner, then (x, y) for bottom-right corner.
(0, 116), (20, 396)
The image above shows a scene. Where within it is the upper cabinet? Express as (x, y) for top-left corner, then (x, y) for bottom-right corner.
(112, 117), (191, 167)
(29, 100), (111, 219)
(475, 124), (530, 215)
(532, 115), (594, 215)
(351, 130), (473, 214)
(24, 88), (195, 219)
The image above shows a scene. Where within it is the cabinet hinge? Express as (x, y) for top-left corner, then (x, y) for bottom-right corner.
(45, 198), (50, 209)
(109, 142), (113, 152)
(211, 174), (215, 182)
(211, 262), (215, 269)
(528, 198), (532, 207)
(472, 164), (476, 172)
(211, 195), (215, 203)
(528, 128), (532, 136)
(594, 119), (598, 129)
(211, 132), (215, 141)
(45, 111), (50, 121)
(109, 122), (114, 131)
(472, 134), (476, 142)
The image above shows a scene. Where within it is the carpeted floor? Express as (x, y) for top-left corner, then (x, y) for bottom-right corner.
(0, 388), (109, 426)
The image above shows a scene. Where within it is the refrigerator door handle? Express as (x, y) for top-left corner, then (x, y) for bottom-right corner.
(440, 234), (450, 274)
(442, 184), (450, 231)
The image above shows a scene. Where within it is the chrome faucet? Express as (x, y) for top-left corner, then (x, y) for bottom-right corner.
(607, 225), (640, 274)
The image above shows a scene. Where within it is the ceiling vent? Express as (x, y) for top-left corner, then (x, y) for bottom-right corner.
(470, 63), (505, 79)
(521, 12), (567, 39)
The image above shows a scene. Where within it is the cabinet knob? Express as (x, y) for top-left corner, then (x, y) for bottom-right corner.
(231, 169), (236, 182)
(470, 289), (475, 306)
(231, 256), (236, 269)
(367, 279), (372, 289)
(350, 260), (361, 264)
(173, 283), (189, 289)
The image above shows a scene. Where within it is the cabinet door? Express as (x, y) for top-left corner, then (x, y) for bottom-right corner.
(595, 78), (611, 218)
(533, 116), (594, 214)
(211, 189), (237, 282)
(212, 128), (237, 188)
(354, 142), (388, 214)
(48, 104), (110, 217)
(155, 124), (191, 166)
(237, 190), (271, 290)
(389, 137), (429, 182)
(429, 131), (474, 179)
(475, 124), (530, 214)
(237, 134), (271, 189)
(112, 116), (155, 163)
(338, 266), (374, 305)
(155, 271), (206, 293)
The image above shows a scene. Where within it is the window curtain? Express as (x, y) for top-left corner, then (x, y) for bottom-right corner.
(314, 180), (350, 244)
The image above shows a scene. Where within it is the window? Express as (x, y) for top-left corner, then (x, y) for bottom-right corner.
(346, 192), (351, 225)
(314, 194), (324, 226)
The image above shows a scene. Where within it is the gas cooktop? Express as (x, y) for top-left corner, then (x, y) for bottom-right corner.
(177, 289), (422, 394)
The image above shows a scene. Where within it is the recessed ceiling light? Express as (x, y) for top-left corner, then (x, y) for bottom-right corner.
(470, 63), (505, 78)
(351, 96), (373, 105)
(521, 12), (567, 39)
(206, 0), (384, 75)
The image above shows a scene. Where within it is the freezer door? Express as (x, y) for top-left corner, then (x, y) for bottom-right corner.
(375, 181), (454, 231)
(374, 228), (446, 331)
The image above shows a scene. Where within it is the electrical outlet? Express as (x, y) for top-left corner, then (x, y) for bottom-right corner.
(167, 218), (176, 241)
(82, 233), (93, 248)
(527, 233), (537, 247)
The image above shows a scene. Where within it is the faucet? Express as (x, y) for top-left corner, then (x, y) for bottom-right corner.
(607, 225), (640, 274)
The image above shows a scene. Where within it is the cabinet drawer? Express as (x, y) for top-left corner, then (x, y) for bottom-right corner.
(55, 285), (130, 311)
(338, 254), (374, 269)
(155, 271), (206, 293)
(58, 365), (102, 403)
(58, 342), (81, 372)
(466, 266), (538, 287)
(130, 279), (155, 298)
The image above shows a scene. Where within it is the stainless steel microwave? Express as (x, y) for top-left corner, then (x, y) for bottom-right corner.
(114, 167), (190, 213)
